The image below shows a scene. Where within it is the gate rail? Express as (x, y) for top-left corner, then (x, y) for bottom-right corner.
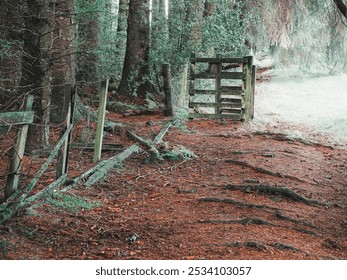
(188, 55), (256, 120)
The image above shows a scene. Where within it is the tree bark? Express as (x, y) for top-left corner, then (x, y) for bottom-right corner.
(0, 0), (24, 110)
(75, 0), (99, 84)
(51, 0), (75, 124)
(117, 0), (153, 98)
(333, 0), (347, 19)
(20, 0), (55, 150)
(115, 0), (129, 73)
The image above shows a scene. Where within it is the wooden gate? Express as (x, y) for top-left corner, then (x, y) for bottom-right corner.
(188, 55), (256, 120)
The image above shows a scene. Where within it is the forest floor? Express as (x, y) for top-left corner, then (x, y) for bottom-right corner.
(0, 112), (346, 260)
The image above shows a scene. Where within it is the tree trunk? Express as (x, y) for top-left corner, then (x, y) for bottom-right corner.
(204, 0), (217, 17)
(333, 0), (347, 19)
(75, 0), (99, 84)
(115, 0), (129, 79)
(51, 0), (75, 124)
(20, 0), (55, 150)
(0, 0), (24, 111)
(189, 0), (205, 46)
(117, 0), (153, 99)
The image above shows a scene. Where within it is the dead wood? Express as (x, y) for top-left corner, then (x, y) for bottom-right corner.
(0, 126), (72, 224)
(225, 184), (327, 206)
(27, 174), (68, 203)
(153, 121), (172, 143)
(64, 121), (172, 189)
(126, 129), (162, 160)
(84, 144), (140, 187)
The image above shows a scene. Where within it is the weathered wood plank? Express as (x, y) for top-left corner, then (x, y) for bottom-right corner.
(190, 90), (218, 95)
(162, 64), (173, 116)
(190, 102), (243, 108)
(0, 111), (34, 125)
(191, 72), (244, 80)
(93, 79), (109, 163)
(191, 57), (247, 64)
(220, 86), (243, 94)
(188, 113), (243, 120)
(5, 95), (34, 200)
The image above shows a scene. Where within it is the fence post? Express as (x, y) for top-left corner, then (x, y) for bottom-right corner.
(251, 65), (256, 119)
(162, 64), (173, 116)
(188, 53), (196, 117)
(56, 85), (75, 178)
(215, 54), (222, 114)
(243, 56), (253, 120)
(5, 95), (33, 200)
(179, 63), (189, 108)
(93, 79), (109, 163)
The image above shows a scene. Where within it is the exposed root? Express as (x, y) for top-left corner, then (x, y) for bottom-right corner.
(225, 184), (328, 206)
(199, 197), (279, 211)
(225, 159), (316, 185)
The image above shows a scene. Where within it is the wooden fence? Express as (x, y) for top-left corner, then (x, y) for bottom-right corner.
(188, 55), (256, 120)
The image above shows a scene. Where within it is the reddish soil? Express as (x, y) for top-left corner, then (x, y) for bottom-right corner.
(0, 113), (346, 260)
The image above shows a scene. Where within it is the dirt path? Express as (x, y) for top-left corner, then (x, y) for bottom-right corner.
(0, 114), (346, 259)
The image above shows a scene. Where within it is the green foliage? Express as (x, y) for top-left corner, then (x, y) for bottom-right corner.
(247, 0), (347, 74)
(150, 0), (248, 75)
(162, 145), (197, 162)
(75, 0), (118, 83)
(201, 0), (248, 57)
(0, 39), (21, 58)
(0, 238), (16, 258)
(44, 192), (100, 212)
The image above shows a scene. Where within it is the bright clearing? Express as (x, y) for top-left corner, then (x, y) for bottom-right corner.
(250, 73), (347, 148)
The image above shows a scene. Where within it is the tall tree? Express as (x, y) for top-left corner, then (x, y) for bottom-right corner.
(333, 0), (347, 19)
(20, 0), (55, 149)
(51, 0), (75, 123)
(114, 0), (129, 80)
(75, 0), (100, 83)
(117, 0), (153, 98)
(0, 0), (23, 110)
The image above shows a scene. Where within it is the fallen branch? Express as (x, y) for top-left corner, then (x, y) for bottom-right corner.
(126, 129), (162, 161)
(225, 184), (327, 206)
(84, 144), (140, 187)
(26, 174), (68, 203)
(0, 126), (72, 225)
(65, 120), (173, 188)
(153, 121), (172, 143)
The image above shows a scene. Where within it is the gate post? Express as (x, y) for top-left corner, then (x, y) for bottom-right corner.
(243, 56), (254, 120)
(5, 95), (34, 200)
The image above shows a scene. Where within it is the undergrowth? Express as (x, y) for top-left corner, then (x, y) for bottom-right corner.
(44, 192), (100, 212)
(0, 238), (16, 259)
